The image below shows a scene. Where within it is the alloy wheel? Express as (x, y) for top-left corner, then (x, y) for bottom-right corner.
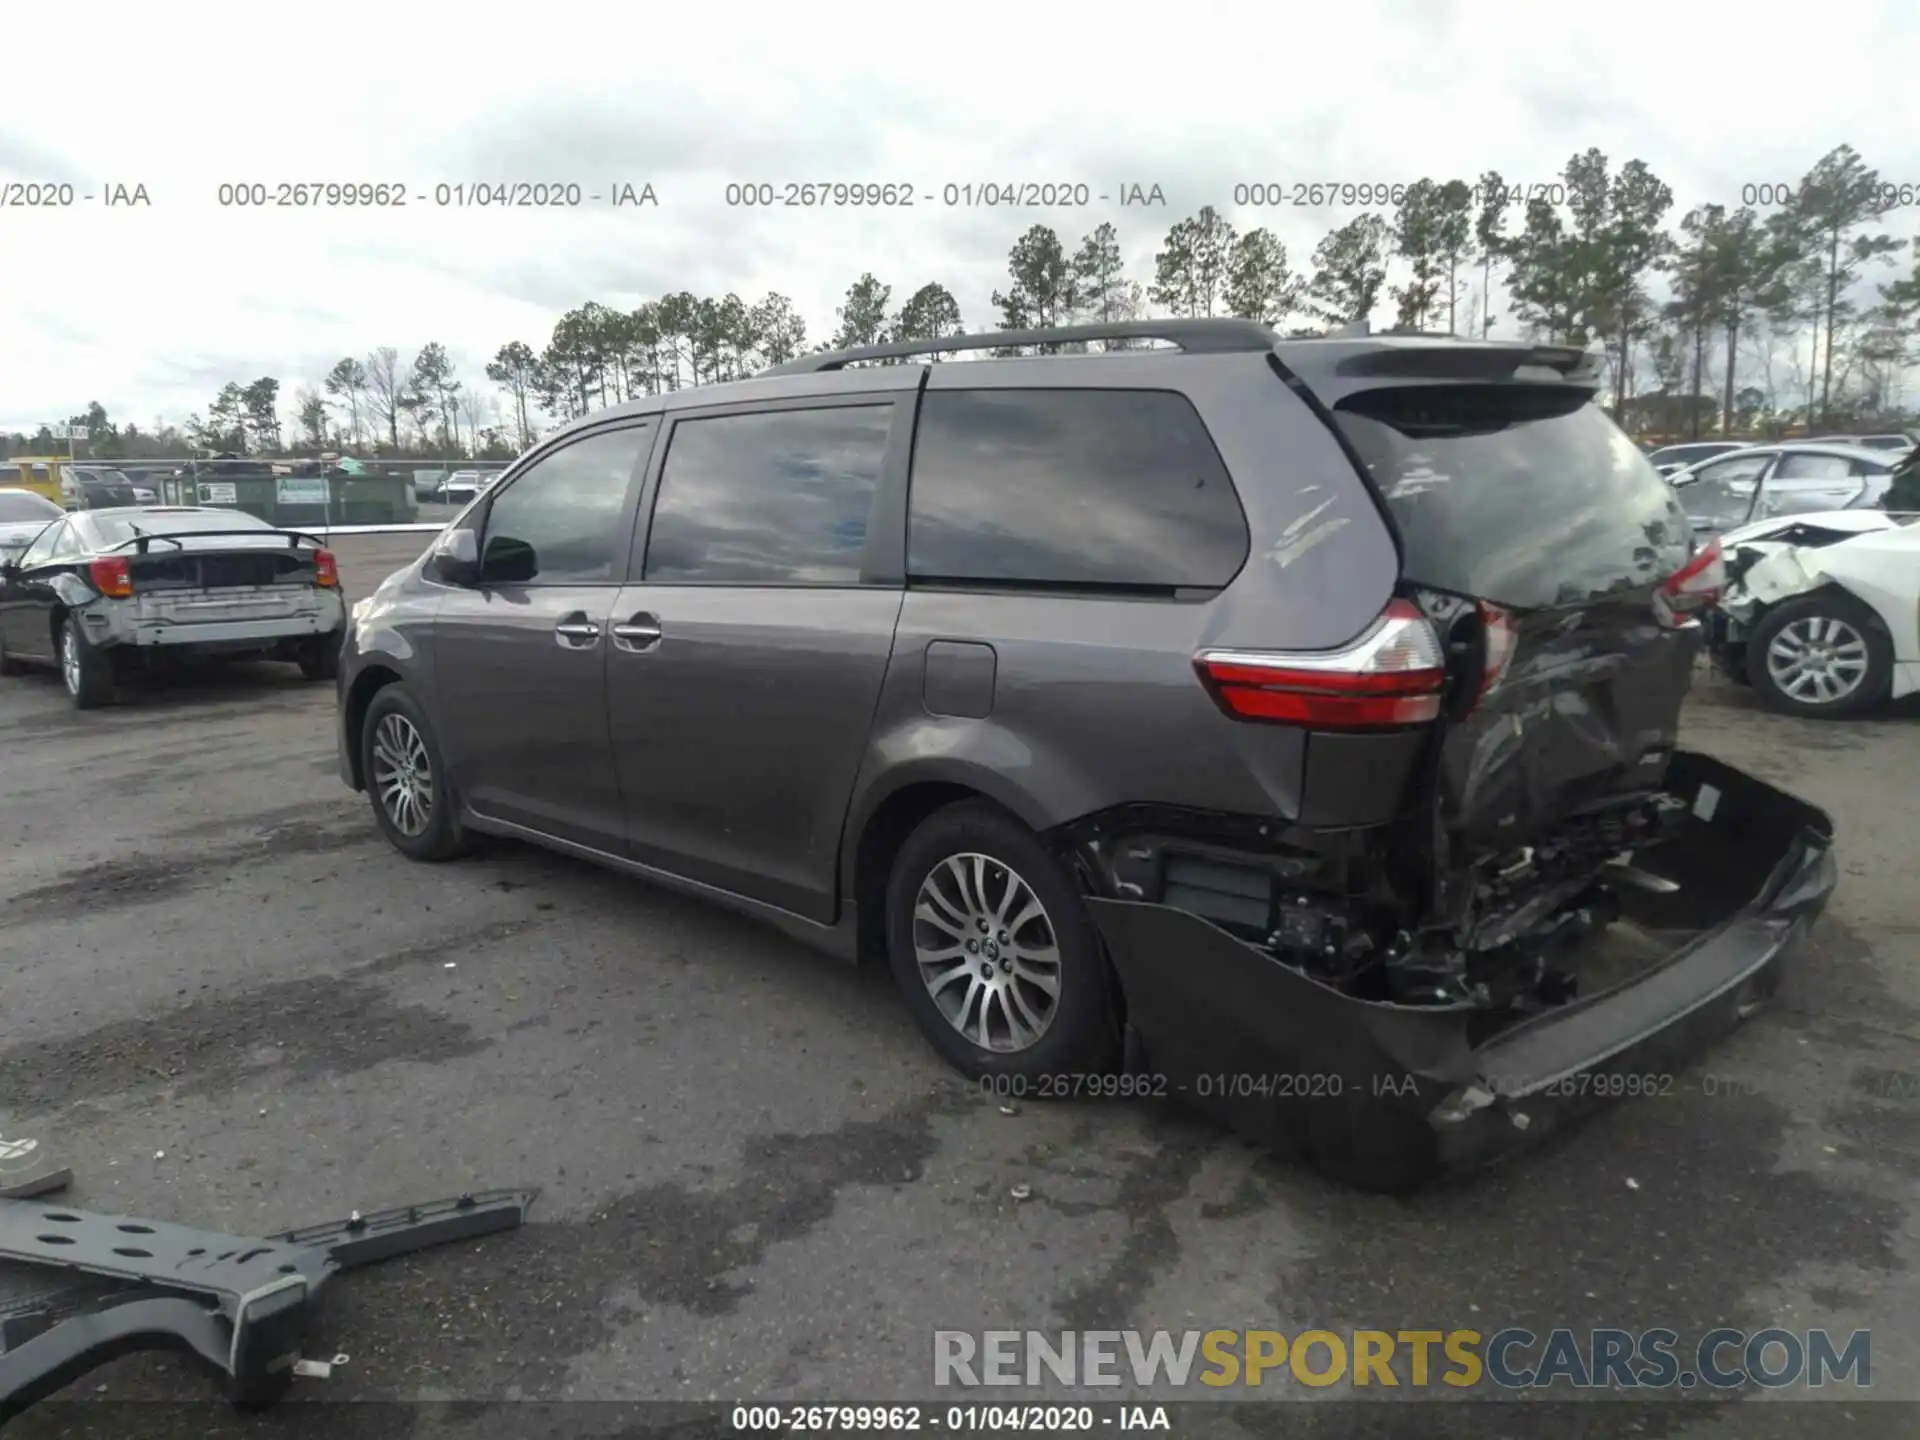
(371, 711), (434, 837)
(912, 853), (1062, 1053)
(1765, 614), (1870, 706)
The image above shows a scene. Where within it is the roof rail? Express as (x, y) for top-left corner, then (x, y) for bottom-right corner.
(759, 318), (1279, 376)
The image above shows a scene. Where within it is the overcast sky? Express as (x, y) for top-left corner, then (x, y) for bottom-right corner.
(3, 0), (1917, 435)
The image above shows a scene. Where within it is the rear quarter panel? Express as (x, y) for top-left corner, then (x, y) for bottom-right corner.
(842, 352), (1402, 851)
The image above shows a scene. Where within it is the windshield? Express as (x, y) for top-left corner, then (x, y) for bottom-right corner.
(0, 492), (62, 523)
(1333, 386), (1692, 611)
(89, 509), (275, 544)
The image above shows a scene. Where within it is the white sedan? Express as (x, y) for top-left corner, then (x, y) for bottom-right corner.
(1705, 509), (1920, 717)
(435, 470), (497, 504)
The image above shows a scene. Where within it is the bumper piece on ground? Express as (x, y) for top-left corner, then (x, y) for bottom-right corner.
(1087, 751), (1837, 1191)
(0, 1173), (536, 1422)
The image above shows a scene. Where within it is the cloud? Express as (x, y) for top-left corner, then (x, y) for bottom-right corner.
(1, 0), (1915, 431)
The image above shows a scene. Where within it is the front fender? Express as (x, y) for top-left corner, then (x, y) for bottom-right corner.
(338, 587), (441, 790)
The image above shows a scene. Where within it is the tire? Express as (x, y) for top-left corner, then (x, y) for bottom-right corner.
(298, 629), (342, 681)
(1745, 592), (1892, 719)
(885, 800), (1121, 1084)
(58, 616), (115, 710)
(358, 684), (473, 861)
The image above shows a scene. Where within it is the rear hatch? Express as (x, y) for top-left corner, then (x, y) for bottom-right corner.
(130, 536), (320, 591)
(110, 531), (336, 626)
(1278, 344), (1709, 859)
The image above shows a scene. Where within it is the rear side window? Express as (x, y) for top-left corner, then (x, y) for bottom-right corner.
(20, 521), (66, 568)
(643, 404), (892, 584)
(1333, 386), (1692, 610)
(906, 389), (1249, 589)
(1774, 452), (1853, 480)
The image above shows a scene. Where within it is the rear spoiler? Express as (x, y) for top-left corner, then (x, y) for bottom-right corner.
(106, 529), (328, 556)
(1271, 339), (1605, 408)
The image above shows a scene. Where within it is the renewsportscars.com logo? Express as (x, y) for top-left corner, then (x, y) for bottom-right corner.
(933, 1328), (1872, 1391)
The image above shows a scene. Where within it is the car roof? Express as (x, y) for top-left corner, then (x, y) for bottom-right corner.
(1690, 441), (1889, 463)
(1771, 441), (1892, 461)
(541, 319), (1605, 447)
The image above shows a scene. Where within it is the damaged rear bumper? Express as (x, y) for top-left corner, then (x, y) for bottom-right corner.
(1086, 751), (1836, 1188)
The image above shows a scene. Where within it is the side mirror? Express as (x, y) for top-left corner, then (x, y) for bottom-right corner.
(428, 527), (480, 585)
(479, 535), (538, 585)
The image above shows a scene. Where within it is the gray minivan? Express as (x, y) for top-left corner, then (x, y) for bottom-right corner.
(335, 319), (1836, 1189)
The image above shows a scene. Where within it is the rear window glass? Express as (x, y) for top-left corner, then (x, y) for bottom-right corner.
(90, 510), (273, 544)
(907, 389), (1248, 589)
(1333, 386), (1692, 610)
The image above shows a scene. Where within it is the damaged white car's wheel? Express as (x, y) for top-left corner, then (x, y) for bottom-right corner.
(1747, 592), (1892, 719)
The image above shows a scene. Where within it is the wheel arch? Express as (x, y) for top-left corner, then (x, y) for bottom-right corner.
(342, 664), (406, 789)
(843, 763), (1058, 969)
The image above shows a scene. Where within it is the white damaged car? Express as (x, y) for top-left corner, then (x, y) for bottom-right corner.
(1705, 509), (1920, 717)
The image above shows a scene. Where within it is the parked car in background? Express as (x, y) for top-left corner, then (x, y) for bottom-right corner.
(1644, 439), (1750, 477)
(1707, 509), (1920, 717)
(0, 505), (345, 709)
(0, 488), (64, 563)
(64, 466), (158, 505)
(435, 470), (494, 504)
(1666, 442), (1900, 537)
(334, 318), (1835, 1191)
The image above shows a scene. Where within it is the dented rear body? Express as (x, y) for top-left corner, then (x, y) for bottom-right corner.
(960, 335), (1836, 1183)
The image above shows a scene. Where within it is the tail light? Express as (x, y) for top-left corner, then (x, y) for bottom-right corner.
(313, 549), (338, 587)
(88, 556), (133, 598)
(1196, 599), (1447, 728)
(1473, 600), (1520, 708)
(1653, 537), (1724, 628)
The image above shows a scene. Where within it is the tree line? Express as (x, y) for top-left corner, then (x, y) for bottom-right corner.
(7, 142), (1917, 465)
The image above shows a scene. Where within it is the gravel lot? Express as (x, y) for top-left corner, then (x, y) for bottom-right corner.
(1, 533), (1916, 1438)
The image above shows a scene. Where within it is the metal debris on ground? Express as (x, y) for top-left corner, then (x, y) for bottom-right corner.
(0, 1165), (537, 1423)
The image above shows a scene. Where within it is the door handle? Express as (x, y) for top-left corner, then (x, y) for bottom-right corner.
(610, 612), (663, 652)
(553, 612), (603, 648)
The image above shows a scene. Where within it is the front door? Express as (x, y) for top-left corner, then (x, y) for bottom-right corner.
(606, 397), (911, 922)
(0, 520), (73, 660)
(430, 422), (656, 850)
(1673, 450), (1777, 536)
